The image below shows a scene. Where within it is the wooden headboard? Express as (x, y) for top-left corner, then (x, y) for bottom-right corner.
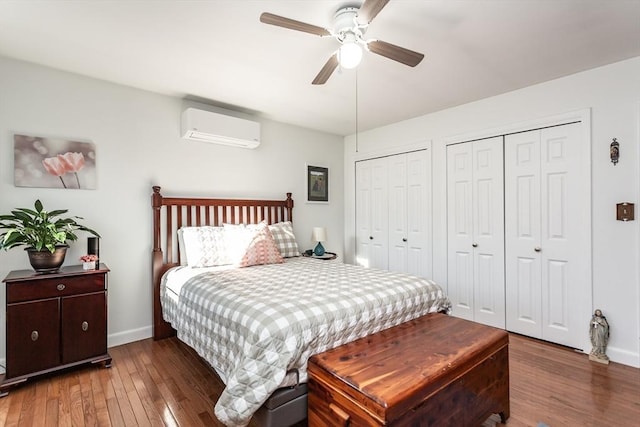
(151, 186), (294, 339)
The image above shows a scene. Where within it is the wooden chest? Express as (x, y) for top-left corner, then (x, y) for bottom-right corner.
(308, 313), (509, 426)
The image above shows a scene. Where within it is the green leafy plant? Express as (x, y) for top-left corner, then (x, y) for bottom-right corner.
(0, 199), (100, 253)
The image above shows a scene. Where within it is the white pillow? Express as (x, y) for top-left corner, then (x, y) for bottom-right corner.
(179, 226), (230, 267)
(268, 221), (300, 257)
(223, 223), (260, 265)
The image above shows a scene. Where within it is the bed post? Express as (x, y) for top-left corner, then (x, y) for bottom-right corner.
(152, 186), (176, 340)
(285, 192), (293, 223)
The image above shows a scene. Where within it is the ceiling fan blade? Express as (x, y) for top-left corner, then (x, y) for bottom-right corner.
(367, 40), (425, 67)
(358, 0), (390, 24)
(312, 53), (339, 85)
(260, 12), (331, 37)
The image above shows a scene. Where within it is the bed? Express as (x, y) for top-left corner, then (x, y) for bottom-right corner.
(151, 186), (452, 427)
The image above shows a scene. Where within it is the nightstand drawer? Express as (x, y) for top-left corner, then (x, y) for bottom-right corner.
(7, 274), (105, 303)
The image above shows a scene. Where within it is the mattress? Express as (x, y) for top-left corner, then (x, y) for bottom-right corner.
(160, 257), (451, 427)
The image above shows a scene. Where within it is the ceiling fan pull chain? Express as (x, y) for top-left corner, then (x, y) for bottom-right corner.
(355, 68), (359, 153)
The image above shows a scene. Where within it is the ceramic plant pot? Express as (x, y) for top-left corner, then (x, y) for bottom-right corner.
(26, 245), (68, 273)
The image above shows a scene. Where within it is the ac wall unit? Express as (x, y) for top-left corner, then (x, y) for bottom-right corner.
(181, 108), (261, 149)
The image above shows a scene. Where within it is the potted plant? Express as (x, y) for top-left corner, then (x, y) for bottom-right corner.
(0, 199), (100, 272)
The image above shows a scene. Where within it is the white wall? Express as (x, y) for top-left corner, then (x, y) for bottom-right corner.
(0, 56), (344, 366)
(344, 57), (640, 367)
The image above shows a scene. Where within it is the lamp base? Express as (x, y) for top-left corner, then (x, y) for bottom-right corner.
(313, 242), (325, 256)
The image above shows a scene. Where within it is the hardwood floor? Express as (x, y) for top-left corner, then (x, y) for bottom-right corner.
(0, 333), (638, 426)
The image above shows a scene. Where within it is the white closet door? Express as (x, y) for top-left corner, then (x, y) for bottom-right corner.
(387, 150), (430, 277)
(388, 154), (408, 273)
(405, 150), (430, 278)
(472, 138), (505, 328)
(505, 131), (543, 337)
(356, 160), (373, 267)
(447, 137), (504, 327)
(506, 122), (588, 349)
(355, 158), (388, 269)
(540, 123), (585, 347)
(447, 143), (475, 321)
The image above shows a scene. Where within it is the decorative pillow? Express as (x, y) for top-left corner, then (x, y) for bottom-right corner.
(179, 226), (229, 267)
(223, 223), (259, 264)
(268, 221), (300, 258)
(239, 222), (284, 267)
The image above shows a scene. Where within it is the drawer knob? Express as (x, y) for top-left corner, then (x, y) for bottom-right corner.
(82, 321), (89, 332)
(57, 284), (66, 291)
(31, 330), (39, 341)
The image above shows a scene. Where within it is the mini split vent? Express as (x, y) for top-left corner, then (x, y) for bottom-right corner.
(181, 108), (261, 149)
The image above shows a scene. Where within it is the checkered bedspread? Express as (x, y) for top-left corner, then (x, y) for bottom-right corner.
(160, 257), (451, 427)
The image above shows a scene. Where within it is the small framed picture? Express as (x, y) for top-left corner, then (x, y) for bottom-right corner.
(307, 165), (328, 202)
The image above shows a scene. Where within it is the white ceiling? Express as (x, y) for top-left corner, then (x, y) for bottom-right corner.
(1, 0), (639, 136)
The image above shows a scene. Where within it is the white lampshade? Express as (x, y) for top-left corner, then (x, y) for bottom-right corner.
(312, 227), (327, 242)
(338, 42), (363, 69)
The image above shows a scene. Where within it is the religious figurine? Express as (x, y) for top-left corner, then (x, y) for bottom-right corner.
(589, 309), (610, 364)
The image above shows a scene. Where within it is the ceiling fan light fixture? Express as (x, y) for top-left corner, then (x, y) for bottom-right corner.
(261, 0), (423, 84)
(338, 42), (363, 69)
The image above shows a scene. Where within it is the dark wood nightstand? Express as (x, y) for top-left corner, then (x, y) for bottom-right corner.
(1, 264), (111, 396)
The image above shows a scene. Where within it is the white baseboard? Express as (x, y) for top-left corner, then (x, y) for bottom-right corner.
(606, 346), (640, 368)
(107, 325), (153, 348)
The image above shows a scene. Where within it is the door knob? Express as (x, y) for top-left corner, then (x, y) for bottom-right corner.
(402, 238), (407, 242)
(472, 243), (478, 248)
(534, 247), (541, 252)
(369, 236), (373, 240)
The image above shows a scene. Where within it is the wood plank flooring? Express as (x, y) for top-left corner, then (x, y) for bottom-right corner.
(0, 333), (638, 426)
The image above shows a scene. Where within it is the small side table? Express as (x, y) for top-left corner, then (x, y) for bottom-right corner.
(1, 264), (112, 396)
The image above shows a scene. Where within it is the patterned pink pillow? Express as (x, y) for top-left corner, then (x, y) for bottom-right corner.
(239, 222), (284, 267)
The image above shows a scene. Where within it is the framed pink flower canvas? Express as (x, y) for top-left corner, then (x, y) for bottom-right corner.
(14, 134), (97, 189)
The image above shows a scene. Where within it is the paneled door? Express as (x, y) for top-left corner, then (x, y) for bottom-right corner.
(447, 137), (505, 328)
(355, 157), (389, 269)
(505, 122), (589, 350)
(388, 150), (431, 277)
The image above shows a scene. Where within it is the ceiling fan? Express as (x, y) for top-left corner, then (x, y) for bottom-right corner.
(260, 0), (425, 85)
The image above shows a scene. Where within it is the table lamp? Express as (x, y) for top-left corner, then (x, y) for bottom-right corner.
(312, 227), (327, 256)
